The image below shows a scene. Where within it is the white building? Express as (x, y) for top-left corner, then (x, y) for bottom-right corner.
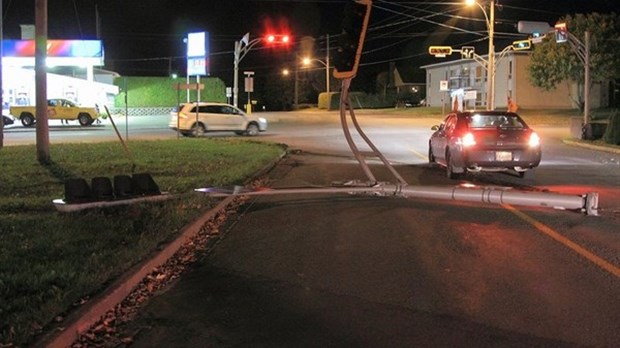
(421, 51), (606, 111)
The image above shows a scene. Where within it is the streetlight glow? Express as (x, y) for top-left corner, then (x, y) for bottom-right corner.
(465, 0), (476, 6)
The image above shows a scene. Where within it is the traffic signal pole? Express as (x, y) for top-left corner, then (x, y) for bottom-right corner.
(233, 34), (262, 108)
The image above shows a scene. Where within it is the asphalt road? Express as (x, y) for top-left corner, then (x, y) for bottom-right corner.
(5, 111), (620, 346)
(121, 153), (620, 347)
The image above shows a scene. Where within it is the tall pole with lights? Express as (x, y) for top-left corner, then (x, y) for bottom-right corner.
(467, 0), (495, 110)
(233, 33), (262, 108)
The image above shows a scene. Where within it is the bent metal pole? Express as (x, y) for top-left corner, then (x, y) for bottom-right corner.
(339, 78), (408, 186)
(196, 184), (599, 216)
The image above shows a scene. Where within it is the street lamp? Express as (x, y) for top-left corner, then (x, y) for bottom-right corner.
(302, 56), (330, 94)
(466, 0), (495, 110)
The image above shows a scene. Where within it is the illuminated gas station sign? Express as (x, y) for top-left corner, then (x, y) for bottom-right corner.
(2, 39), (104, 66)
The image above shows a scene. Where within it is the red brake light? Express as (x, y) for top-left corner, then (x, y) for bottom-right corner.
(529, 132), (541, 147)
(461, 132), (476, 147)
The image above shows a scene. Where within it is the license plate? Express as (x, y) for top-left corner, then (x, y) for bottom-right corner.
(495, 151), (512, 161)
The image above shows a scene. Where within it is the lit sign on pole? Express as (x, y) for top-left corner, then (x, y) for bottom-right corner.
(428, 46), (453, 57)
(554, 23), (568, 43)
(187, 31), (210, 76)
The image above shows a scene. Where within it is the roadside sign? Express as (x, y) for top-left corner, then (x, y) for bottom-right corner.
(173, 83), (204, 90)
(464, 90), (477, 100)
(439, 80), (449, 91)
(461, 46), (475, 59)
(429, 46), (452, 57)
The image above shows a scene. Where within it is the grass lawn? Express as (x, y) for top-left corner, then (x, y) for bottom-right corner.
(0, 138), (284, 346)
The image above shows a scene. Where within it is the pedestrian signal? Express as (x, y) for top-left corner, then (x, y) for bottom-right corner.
(512, 39), (531, 51)
(428, 46), (453, 57)
(333, 0), (372, 79)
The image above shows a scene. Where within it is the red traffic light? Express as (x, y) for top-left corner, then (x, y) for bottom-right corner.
(265, 34), (290, 45)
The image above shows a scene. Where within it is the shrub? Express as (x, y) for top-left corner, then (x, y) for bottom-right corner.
(113, 76), (227, 107)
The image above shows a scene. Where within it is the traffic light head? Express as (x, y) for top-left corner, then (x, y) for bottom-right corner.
(333, 0), (372, 80)
(428, 46), (453, 57)
(512, 39), (531, 51)
(265, 34), (291, 45)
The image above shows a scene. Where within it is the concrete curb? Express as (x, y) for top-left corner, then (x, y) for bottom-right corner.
(35, 195), (236, 348)
(35, 149), (288, 347)
(562, 139), (620, 155)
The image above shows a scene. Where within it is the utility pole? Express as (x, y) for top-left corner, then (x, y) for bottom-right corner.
(0, 0), (4, 149)
(487, 0), (495, 110)
(35, 0), (50, 163)
(325, 33), (330, 94)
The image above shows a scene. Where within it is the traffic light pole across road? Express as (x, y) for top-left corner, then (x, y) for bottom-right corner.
(233, 33), (262, 108)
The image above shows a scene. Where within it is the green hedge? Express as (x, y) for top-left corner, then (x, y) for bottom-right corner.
(113, 76), (227, 107)
(322, 92), (396, 110)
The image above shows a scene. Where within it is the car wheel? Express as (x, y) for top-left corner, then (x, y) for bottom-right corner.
(78, 113), (93, 126)
(428, 144), (436, 163)
(518, 169), (534, 180)
(245, 123), (259, 136)
(20, 113), (35, 127)
(446, 151), (460, 180)
(191, 123), (206, 137)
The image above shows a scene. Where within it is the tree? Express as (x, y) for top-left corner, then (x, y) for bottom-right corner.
(528, 13), (620, 108)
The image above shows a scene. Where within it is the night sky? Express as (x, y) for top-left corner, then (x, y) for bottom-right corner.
(3, 0), (619, 85)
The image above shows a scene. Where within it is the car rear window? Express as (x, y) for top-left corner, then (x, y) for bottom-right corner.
(467, 114), (525, 128)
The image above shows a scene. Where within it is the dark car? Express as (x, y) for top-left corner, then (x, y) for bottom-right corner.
(2, 115), (15, 126)
(428, 111), (541, 179)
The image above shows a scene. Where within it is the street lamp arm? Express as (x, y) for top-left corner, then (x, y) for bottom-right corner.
(471, 52), (488, 70)
(471, 1), (490, 32)
(239, 38), (263, 62)
(303, 57), (328, 68)
(566, 32), (587, 65)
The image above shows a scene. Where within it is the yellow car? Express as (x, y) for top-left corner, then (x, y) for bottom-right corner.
(9, 98), (100, 127)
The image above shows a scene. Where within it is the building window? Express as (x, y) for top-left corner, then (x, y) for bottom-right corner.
(475, 66), (483, 85)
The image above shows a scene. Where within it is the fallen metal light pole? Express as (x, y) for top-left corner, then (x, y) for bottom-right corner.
(195, 183), (599, 216)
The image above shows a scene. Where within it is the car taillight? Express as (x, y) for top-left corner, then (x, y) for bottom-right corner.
(460, 132), (476, 147)
(178, 112), (188, 119)
(529, 132), (540, 147)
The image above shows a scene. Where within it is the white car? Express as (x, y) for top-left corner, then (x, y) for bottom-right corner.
(169, 102), (267, 137)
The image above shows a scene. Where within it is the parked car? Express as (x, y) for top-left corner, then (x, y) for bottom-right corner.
(9, 98), (100, 127)
(169, 102), (267, 137)
(428, 111), (541, 179)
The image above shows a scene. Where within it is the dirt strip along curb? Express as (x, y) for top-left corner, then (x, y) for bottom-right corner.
(34, 195), (236, 348)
